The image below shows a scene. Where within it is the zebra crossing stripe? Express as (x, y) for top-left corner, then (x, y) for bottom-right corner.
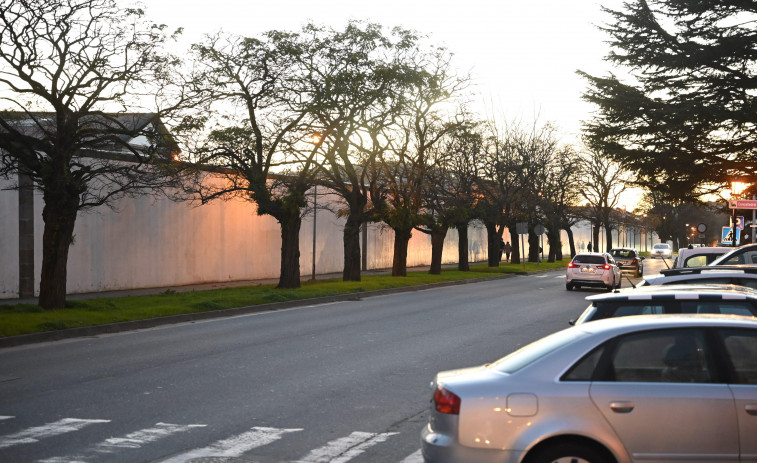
(156, 426), (302, 463)
(38, 422), (208, 462)
(0, 418), (110, 449)
(295, 431), (399, 463)
(0, 416), (13, 421)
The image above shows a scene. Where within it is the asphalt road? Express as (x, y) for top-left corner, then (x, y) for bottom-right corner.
(0, 264), (663, 463)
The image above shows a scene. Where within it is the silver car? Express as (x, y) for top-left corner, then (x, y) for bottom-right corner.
(650, 243), (673, 259)
(421, 315), (757, 463)
(641, 265), (757, 289)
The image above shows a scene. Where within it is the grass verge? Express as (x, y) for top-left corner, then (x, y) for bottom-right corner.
(0, 260), (567, 338)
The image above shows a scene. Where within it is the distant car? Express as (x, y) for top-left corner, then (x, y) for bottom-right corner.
(641, 266), (757, 289)
(650, 243), (673, 259)
(572, 284), (757, 325)
(672, 246), (728, 268)
(610, 247), (644, 277)
(566, 252), (621, 291)
(712, 243), (757, 266)
(421, 315), (757, 463)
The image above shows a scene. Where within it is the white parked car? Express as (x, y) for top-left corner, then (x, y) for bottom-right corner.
(672, 246), (728, 268)
(650, 243), (673, 259)
(566, 252), (621, 291)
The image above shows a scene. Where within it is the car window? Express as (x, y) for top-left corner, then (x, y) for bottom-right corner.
(718, 329), (757, 384)
(654, 244), (670, 249)
(588, 302), (669, 321)
(680, 301), (757, 316)
(716, 250), (757, 265)
(684, 255), (709, 267)
(663, 278), (733, 286)
(598, 329), (712, 383)
(562, 346), (605, 381)
(573, 255), (605, 265)
(612, 250), (633, 258)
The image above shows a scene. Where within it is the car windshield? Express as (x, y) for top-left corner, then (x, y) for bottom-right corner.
(573, 255), (605, 264)
(491, 329), (586, 373)
(712, 246), (757, 266)
(612, 250), (633, 258)
(654, 244), (670, 249)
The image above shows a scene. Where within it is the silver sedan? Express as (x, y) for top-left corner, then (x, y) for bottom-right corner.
(421, 315), (757, 463)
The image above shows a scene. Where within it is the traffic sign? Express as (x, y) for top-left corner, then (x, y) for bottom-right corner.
(729, 200), (757, 209)
(722, 226), (742, 245)
(732, 216), (746, 230)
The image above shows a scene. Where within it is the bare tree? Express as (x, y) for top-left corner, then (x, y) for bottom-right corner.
(579, 148), (629, 252)
(374, 47), (469, 276)
(184, 31), (318, 289)
(0, 0), (187, 309)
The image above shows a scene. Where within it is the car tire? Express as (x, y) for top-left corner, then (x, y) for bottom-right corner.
(526, 441), (610, 463)
(566, 283), (574, 291)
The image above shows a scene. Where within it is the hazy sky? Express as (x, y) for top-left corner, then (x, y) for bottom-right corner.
(143, 0), (627, 144)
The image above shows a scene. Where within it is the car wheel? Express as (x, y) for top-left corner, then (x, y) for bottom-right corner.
(527, 441), (610, 463)
(566, 283), (574, 291)
(636, 268), (642, 278)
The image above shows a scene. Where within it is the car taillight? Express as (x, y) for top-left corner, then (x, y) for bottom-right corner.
(603, 264), (611, 270)
(631, 259), (638, 264)
(433, 386), (461, 415)
(568, 262), (577, 268)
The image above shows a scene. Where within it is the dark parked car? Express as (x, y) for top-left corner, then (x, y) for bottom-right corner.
(610, 247), (644, 277)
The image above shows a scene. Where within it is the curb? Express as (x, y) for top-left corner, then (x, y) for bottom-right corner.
(0, 271), (561, 349)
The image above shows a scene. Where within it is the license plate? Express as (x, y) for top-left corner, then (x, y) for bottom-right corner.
(581, 267), (596, 273)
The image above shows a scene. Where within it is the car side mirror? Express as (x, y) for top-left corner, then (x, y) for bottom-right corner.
(569, 319), (576, 326)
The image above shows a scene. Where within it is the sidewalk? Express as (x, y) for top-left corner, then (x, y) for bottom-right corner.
(0, 263), (457, 305)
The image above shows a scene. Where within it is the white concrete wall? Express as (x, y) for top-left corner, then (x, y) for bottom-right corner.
(0, 176), (20, 299)
(0, 173), (496, 298)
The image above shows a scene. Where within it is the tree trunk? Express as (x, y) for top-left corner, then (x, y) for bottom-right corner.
(277, 213), (302, 289)
(509, 224), (521, 264)
(38, 197), (78, 310)
(528, 229), (540, 262)
(391, 226), (412, 277)
(604, 224), (613, 252)
(565, 227), (576, 258)
(484, 221), (501, 267)
(429, 227), (448, 275)
(547, 228), (560, 263)
(342, 212), (362, 281)
(593, 223), (601, 252)
(455, 221), (469, 271)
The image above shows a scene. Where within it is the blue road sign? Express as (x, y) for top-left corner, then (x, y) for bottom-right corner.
(732, 216), (746, 230)
(722, 226), (742, 245)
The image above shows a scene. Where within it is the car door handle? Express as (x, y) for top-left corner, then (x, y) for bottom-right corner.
(609, 401), (635, 413)
(746, 404), (757, 416)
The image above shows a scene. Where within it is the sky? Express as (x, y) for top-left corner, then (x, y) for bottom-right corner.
(142, 0), (627, 145)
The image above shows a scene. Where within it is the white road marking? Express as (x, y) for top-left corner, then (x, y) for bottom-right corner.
(295, 431), (399, 463)
(39, 422), (207, 462)
(0, 416), (14, 420)
(399, 449), (424, 463)
(0, 418), (110, 449)
(156, 426), (302, 463)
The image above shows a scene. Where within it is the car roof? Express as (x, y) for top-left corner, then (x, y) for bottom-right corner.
(574, 313), (757, 337)
(659, 265), (757, 277)
(586, 283), (757, 302)
(677, 247), (728, 256)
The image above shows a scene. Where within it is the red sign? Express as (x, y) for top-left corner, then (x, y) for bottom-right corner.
(729, 200), (757, 209)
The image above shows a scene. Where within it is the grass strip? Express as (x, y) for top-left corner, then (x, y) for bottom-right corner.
(0, 260), (567, 337)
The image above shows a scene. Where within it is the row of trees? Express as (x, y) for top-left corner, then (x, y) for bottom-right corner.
(1, 0), (622, 309)
(8, 0), (744, 309)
